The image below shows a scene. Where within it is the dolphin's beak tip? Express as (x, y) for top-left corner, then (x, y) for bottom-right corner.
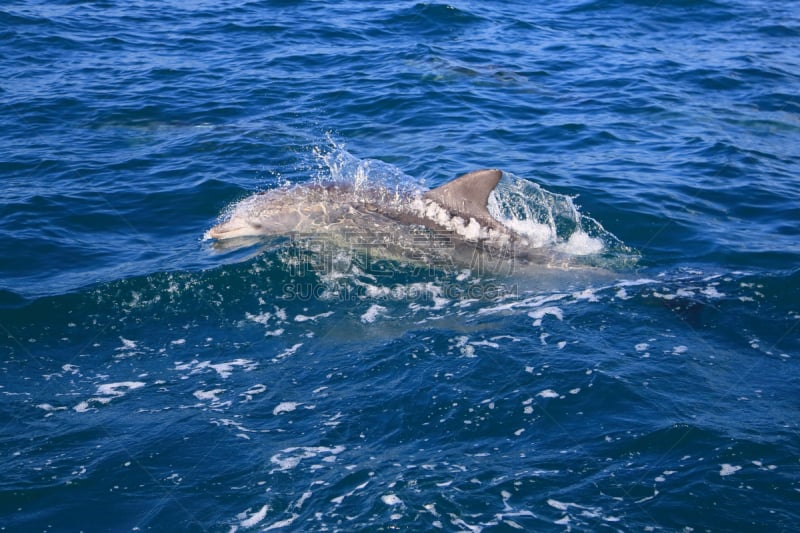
(204, 222), (229, 241)
(205, 219), (255, 241)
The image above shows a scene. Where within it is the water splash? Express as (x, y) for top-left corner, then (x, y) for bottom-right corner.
(314, 140), (634, 262)
(488, 172), (634, 261)
(314, 137), (421, 197)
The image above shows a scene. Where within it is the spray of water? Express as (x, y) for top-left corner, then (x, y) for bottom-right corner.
(313, 141), (632, 262)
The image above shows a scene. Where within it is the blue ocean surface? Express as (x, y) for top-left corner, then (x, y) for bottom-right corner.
(1, 0), (799, 531)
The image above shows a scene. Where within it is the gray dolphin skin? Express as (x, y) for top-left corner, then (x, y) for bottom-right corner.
(208, 169), (505, 240)
(206, 169), (580, 273)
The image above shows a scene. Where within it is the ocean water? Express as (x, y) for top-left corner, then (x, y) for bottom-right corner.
(2, 0), (799, 531)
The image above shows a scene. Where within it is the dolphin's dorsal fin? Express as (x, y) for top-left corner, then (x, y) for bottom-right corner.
(423, 169), (502, 223)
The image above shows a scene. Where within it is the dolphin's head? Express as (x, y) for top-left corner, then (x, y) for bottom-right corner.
(206, 190), (305, 241)
(206, 215), (267, 240)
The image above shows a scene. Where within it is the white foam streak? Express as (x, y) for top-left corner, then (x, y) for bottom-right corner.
(74, 381), (146, 412)
(270, 445), (345, 472)
(361, 304), (387, 323)
(263, 514), (298, 531)
(239, 504), (269, 528)
(529, 306), (563, 326)
(273, 401), (299, 415)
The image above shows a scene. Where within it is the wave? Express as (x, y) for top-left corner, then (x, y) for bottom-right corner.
(383, 3), (487, 36)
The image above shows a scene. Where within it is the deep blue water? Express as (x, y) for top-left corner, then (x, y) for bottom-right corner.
(2, 1), (799, 531)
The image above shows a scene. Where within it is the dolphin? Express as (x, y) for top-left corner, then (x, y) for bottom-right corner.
(208, 169), (503, 237)
(206, 169), (596, 274)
